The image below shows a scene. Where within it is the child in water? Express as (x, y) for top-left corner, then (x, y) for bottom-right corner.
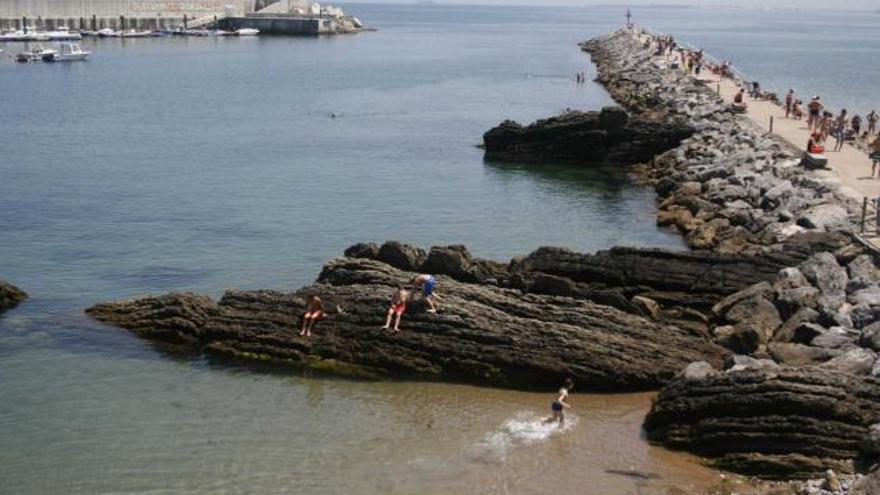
(544, 378), (574, 426)
(382, 287), (410, 332)
(299, 294), (325, 337)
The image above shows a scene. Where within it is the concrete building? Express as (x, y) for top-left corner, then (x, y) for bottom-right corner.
(0, 0), (257, 30)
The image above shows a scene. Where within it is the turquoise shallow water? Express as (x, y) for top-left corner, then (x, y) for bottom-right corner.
(0, 4), (877, 494)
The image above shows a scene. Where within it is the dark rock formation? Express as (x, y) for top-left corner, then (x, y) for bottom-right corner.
(87, 255), (727, 391)
(644, 366), (880, 479)
(0, 280), (27, 313)
(482, 106), (694, 165)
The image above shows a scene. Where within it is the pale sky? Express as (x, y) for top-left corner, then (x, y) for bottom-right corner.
(344, 0), (876, 10)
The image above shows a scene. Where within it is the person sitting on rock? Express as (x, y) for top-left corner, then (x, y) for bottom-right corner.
(382, 286), (410, 332)
(299, 294), (325, 337)
(807, 132), (825, 155)
(792, 99), (804, 120)
(412, 274), (443, 313)
(544, 378), (574, 427)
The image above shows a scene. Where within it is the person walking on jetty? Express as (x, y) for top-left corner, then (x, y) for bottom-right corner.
(869, 136), (880, 178)
(808, 96), (824, 131)
(412, 274), (443, 313)
(833, 110), (848, 152)
(300, 294), (325, 337)
(784, 89), (795, 119)
(544, 378), (574, 427)
(382, 287), (410, 332)
(868, 110), (879, 135)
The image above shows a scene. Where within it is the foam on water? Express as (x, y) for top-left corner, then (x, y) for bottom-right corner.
(468, 411), (578, 464)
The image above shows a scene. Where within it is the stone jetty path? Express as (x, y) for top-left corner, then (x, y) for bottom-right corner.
(648, 39), (880, 247)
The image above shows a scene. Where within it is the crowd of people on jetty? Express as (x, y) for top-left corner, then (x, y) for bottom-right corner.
(642, 31), (880, 182)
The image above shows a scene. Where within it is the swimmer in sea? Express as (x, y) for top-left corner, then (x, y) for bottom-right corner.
(544, 378), (574, 427)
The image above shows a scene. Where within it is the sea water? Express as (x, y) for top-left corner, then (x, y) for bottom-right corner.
(1, 4), (876, 494)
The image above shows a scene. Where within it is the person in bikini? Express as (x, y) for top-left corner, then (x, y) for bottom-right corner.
(544, 378), (574, 427)
(412, 274), (443, 313)
(382, 286), (410, 332)
(300, 294), (325, 337)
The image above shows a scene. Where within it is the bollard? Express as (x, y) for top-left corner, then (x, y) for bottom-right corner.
(862, 197), (868, 233)
(92, 14), (97, 31)
(770, 116), (774, 133)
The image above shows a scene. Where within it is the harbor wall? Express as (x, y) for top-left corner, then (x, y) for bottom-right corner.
(0, 0), (255, 30)
(225, 15), (331, 35)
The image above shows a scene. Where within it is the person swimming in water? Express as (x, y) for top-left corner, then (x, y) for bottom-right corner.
(412, 274), (443, 313)
(382, 286), (410, 332)
(544, 378), (574, 426)
(299, 294), (325, 337)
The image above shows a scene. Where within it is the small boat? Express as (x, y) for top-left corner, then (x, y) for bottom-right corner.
(149, 30), (171, 37)
(235, 28), (259, 36)
(212, 29), (235, 36)
(46, 26), (82, 41)
(25, 32), (50, 41)
(97, 28), (118, 38)
(184, 28), (210, 36)
(15, 44), (57, 62)
(0, 30), (29, 41)
(43, 42), (90, 62)
(120, 29), (151, 38)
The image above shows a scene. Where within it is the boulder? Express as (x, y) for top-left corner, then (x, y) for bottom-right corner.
(767, 342), (838, 366)
(632, 295), (661, 319)
(712, 282), (773, 318)
(0, 280), (27, 313)
(774, 307), (821, 343)
(722, 296), (782, 344)
(420, 245), (507, 285)
(863, 424), (880, 455)
(859, 322), (880, 352)
(723, 354), (779, 372)
(714, 324), (761, 355)
(821, 347), (877, 375)
(774, 267), (811, 291)
(848, 286), (880, 307)
(343, 242), (380, 260)
(848, 254), (879, 285)
(796, 204), (850, 232)
(86, 256), (728, 391)
(811, 328), (857, 350)
(775, 287), (820, 320)
(681, 361), (717, 382)
(799, 252), (848, 310)
(851, 466), (880, 495)
(376, 241), (427, 272)
(850, 303), (880, 330)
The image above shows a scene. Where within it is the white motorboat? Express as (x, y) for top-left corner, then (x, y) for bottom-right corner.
(15, 44), (57, 62)
(0, 30), (29, 41)
(43, 43), (90, 62)
(120, 29), (151, 38)
(47, 26), (82, 41)
(235, 28), (259, 36)
(212, 29), (235, 36)
(97, 28), (118, 38)
(25, 32), (50, 41)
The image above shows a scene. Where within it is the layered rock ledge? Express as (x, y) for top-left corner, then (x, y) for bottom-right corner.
(87, 247), (728, 391)
(482, 106), (694, 164)
(0, 280), (27, 313)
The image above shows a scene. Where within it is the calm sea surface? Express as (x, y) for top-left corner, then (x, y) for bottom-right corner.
(1, 4), (876, 494)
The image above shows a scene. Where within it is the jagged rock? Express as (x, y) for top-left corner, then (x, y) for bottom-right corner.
(420, 245), (507, 285)
(344, 242), (380, 260)
(776, 287), (821, 320)
(376, 241), (427, 272)
(723, 354), (779, 372)
(767, 342), (838, 366)
(719, 295), (782, 345)
(851, 466), (880, 495)
(821, 347), (877, 376)
(774, 307), (821, 342)
(792, 322), (828, 345)
(482, 106), (694, 165)
(811, 328), (857, 350)
(859, 322), (880, 352)
(799, 253), (849, 310)
(86, 256), (727, 391)
(682, 361), (717, 381)
(848, 255), (879, 285)
(774, 267), (811, 291)
(824, 470), (842, 492)
(796, 204), (851, 232)
(632, 295), (661, 319)
(714, 324), (761, 355)
(644, 366), (880, 478)
(849, 303), (880, 330)
(0, 280), (27, 313)
(529, 273), (575, 297)
(862, 424), (880, 455)
(848, 286), (880, 307)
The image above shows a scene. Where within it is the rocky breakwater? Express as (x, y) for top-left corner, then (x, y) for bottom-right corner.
(482, 106), (694, 164)
(581, 29), (860, 253)
(87, 240), (730, 391)
(0, 280), (27, 313)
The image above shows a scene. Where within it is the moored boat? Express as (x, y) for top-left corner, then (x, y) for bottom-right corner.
(15, 44), (57, 62)
(235, 28), (259, 36)
(120, 29), (151, 38)
(46, 26), (82, 41)
(97, 28), (118, 38)
(43, 43), (90, 62)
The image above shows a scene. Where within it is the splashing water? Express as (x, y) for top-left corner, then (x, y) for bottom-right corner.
(468, 411), (578, 464)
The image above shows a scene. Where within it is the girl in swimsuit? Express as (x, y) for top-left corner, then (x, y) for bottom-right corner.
(544, 378), (574, 426)
(300, 294), (325, 337)
(382, 287), (410, 332)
